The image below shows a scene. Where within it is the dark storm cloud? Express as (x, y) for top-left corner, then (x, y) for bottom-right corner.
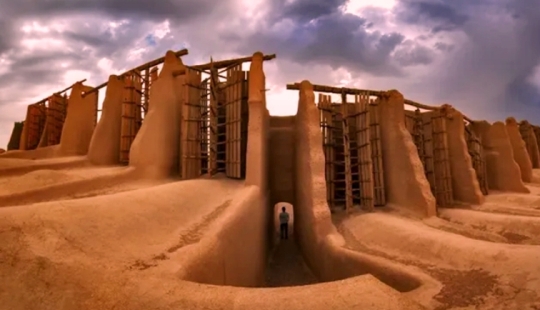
(394, 0), (469, 33)
(391, 0), (540, 122)
(434, 41), (453, 52)
(393, 40), (434, 66)
(275, 0), (348, 23)
(0, 0), (222, 22)
(0, 23), (13, 54)
(0, 0), (238, 148)
(228, 0), (410, 77)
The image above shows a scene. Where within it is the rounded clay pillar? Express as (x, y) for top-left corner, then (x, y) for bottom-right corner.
(378, 90), (436, 217)
(441, 104), (484, 205)
(506, 117), (533, 182)
(58, 82), (98, 156)
(245, 51), (268, 188)
(88, 75), (124, 165)
(129, 51), (186, 178)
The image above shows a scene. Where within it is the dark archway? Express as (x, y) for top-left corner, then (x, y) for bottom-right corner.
(273, 202), (294, 245)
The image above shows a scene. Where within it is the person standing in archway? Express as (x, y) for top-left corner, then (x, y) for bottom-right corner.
(279, 207), (290, 240)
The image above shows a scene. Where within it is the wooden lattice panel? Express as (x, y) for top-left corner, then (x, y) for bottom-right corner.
(120, 73), (142, 164)
(45, 94), (68, 146)
(465, 125), (489, 195)
(240, 71), (249, 179)
(224, 65), (244, 179)
(534, 126), (540, 155)
(8, 122), (24, 150)
(199, 79), (210, 175)
(404, 109), (426, 165)
(421, 112), (437, 197)
(24, 103), (46, 150)
(368, 101), (385, 206)
(340, 97), (354, 213)
(519, 122), (540, 168)
(354, 94), (374, 210)
(430, 111), (453, 206)
(181, 69), (203, 179)
(319, 94), (335, 209)
(208, 67), (221, 175)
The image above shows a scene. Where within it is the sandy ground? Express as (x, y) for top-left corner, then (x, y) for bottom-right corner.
(0, 156), (88, 171)
(0, 178), (245, 309)
(0, 166), (129, 196)
(337, 210), (540, 310)
(265, 238), (318, 287)
(431, 169), (540, 245)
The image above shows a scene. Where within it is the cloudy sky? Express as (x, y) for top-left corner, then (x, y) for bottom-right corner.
(0, 0), (539, 149)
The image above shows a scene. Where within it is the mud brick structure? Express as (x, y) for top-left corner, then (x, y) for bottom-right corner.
(5, 48), (540, 310)
(287, 82), (540, 215)
(519, 120), (540, 168)
(5, 48), (540, 213)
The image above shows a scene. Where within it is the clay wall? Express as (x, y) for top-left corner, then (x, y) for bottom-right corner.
(129, 51), (185, 179)
(470, 121), (528, 192)
(57, 82), (97, 156)
(505, 117), (533, 182)
(268, 116), (296, 205)
(443, 106), (484, 205)
(87, 75), (124, 165)
(245, 52), (269, 189)
(379, 91), (436, 217)
(176, 186), (268, 287)
(268, 116), (295, 248)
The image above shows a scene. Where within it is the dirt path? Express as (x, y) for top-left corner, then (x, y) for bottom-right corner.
(264, 239), (318, 287)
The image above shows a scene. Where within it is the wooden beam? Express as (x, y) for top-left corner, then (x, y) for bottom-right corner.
(54, 79), (88, 95)
(83, 49), (189, 97)
(188, 54), (276, 71)
(287, 82), (477, 123)
(31, 79), (87, 105)
(286, 82), (383, 96)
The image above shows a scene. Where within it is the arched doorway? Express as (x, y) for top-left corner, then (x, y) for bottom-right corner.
(273, 202), (294, 245)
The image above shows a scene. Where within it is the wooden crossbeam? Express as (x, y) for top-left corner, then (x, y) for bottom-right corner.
(83, 49), (189, 97)
(286, 82), (476, 123)
(29, 79), (87, 106)
(188, 54), (276, 72)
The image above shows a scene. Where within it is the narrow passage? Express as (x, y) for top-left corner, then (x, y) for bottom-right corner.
(264, 239), (318, 287)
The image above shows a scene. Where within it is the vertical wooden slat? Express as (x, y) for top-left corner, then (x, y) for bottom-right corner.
(465, 124), (489, 195)
(144, 67), (150, 115)
(356, 94), (374, 211)
(319, 94), (334, 209)
(209, 69), (219, 175)
(120, 74), (134, 164)
(369, 101), (385, 206)
(47, 94), (67, 146)
(240, 71), (249, 178)
(431, 111), (453, 206)
(181, 69), (203, 179)
(341, 93), (353, 213)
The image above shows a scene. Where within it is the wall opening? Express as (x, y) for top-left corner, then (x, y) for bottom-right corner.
(273, 202), (295, 244)
(265, 202), (319, 287)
